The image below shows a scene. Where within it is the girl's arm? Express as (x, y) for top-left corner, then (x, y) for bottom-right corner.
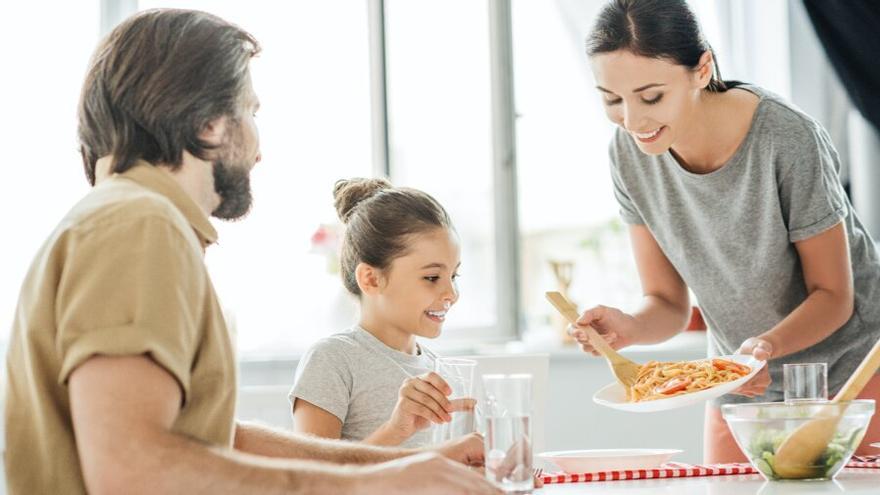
(362, 373), (457, 447)
(292, 399), (343, 439)
(293, 372), (455, 448)
(755, 221), (854, 358)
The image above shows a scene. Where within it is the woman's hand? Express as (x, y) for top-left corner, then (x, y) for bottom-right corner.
(732, 337), (773, 397)
(568, 305), (640, 356)
(382, 372), (455, 441)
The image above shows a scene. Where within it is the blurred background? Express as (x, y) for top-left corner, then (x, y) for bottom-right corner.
(3, 0), (880, 466)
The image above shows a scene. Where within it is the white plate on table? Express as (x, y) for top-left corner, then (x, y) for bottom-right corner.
(593, 354), (766, 413)
(537, 448), (682, 473)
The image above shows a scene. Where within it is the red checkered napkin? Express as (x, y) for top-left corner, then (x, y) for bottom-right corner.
(541, 456), (880, 485)
(541, 463), (756, 484)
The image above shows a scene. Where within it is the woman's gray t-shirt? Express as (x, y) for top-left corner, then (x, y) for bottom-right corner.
(609, 85), (880, 403)
(289, 326), (438, 446)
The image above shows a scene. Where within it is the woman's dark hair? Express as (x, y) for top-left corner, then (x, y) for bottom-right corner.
(334, 178), (453, 297)
(78, 9), (260, 185)
(586, 0), (740, 92)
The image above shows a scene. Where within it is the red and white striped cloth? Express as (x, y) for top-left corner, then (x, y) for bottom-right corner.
(847, 455), (880, 468)
(541, 456), (880, 485)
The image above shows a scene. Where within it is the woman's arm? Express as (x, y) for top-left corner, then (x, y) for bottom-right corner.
(291, 398), (343, 439)
(757, 221), (854, 358)
(571, 225), (691, 353)
(628, 224), (693, 343)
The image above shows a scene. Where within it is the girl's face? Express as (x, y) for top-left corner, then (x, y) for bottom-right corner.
(373, 227), (461, 339)
(589, 49), (710, 155)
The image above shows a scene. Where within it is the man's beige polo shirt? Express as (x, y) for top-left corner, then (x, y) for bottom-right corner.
(4, 162), (237, 494)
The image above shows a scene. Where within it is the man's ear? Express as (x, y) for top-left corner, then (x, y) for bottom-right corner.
(198, 116), (227, 146)
(355, 263), (384, 295)
(694, 50), (714, 89)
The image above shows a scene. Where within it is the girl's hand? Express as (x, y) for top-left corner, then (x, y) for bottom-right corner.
(568, 305), (639, 356)
(384, 372), (455, 440)
(732, 337), (773, 397)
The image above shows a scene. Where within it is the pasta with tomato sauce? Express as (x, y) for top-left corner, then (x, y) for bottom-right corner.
(629, 358), (751, 402)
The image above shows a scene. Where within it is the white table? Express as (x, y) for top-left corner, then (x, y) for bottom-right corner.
(536, 469), (880, 494)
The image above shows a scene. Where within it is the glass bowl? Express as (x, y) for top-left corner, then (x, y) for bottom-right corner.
(721, 400), (874, 480)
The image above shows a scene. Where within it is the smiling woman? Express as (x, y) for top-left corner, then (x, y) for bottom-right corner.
(565, 0), (880, 465)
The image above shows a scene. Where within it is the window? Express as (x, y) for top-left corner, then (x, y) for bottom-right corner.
(513, 0), (641, 339)
(138, 0), (373, 355)
(0, 1), (98, 343)
(384, 0), (498, 339)
(3, 1), (796, 356)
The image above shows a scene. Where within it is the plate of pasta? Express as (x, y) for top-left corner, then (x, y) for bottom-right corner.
(593, 354), (765, 412)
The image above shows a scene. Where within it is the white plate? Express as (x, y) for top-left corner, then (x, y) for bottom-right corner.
(593, 354), (766, 413)
(537, 448), (682, 473)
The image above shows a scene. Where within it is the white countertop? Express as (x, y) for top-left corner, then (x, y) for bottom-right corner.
(537, 469), (880, 494)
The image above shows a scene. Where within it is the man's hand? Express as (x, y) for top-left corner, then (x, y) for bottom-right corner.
(359, 452), (501, 495)
(431, 432), (486, 467)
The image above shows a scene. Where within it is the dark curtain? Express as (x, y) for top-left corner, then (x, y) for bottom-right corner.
(803, 0), (880, 133)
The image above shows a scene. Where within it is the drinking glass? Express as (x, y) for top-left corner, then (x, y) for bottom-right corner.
(483, 373), (533, 494)
(784, 362), (828, 404)
(431, 357), (477, 443)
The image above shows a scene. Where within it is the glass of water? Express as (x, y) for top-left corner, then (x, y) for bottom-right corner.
(784, 362), (828, 403)
(432, 357), (477, 443)
(483, 373), (533, 494)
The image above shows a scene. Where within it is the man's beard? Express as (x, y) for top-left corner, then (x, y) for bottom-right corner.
(210, 120), (254, 221)
(211, 158), (252, 220)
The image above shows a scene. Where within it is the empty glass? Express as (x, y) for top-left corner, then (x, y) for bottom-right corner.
(431, 357), (477, 443)
(483, 374), (533, 494)
(783, 362), (828, 403)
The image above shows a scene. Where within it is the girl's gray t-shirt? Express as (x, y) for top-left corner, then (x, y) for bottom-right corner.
(609, 85), (880, 403)
(289, 326), (438, 446)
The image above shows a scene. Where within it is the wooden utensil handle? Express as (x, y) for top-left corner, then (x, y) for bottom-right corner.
(545, 291), (620, 357)
(835, 337), (880, 403)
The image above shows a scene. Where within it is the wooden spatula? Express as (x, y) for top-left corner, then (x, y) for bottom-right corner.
(545, 291), (641, 390)
(772, 337), (880, 479)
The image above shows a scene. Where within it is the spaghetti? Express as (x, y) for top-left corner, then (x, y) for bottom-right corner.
(629, 358), (751, 402)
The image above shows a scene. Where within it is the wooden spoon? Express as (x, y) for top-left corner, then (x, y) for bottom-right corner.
(545, 291), (641, 390)
(773, 337), (880, 478)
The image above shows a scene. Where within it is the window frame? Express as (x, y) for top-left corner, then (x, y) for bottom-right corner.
(105, 0), (523, 350)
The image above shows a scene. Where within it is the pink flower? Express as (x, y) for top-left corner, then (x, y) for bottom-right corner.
(310, 223), (341, 255)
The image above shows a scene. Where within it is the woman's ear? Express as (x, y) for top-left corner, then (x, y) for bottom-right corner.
(355, 262), (383, 296)
(694, 50), (714, 89)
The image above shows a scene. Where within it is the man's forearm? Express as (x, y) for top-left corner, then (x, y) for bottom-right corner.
(88, 427), (364, 495)
(234, 421), (417, 463)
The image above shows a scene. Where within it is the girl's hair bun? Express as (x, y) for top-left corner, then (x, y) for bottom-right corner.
(333, 177), (392, 223)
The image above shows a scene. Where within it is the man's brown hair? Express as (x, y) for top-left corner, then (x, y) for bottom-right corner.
(78, 9), (260, 185)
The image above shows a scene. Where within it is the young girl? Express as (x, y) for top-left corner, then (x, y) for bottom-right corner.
(570, 0), (880, 463)
(290, 177), (465, 447)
